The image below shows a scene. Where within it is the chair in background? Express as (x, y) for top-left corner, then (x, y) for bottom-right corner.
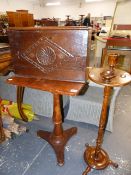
(102, 48), (131, 74)
(7, 27), (91, 165)
(101, 37), (131, 74)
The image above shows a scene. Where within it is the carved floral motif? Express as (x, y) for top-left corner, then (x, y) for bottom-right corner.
(16, 33), (85, 73)
(36, 46), (56, 66)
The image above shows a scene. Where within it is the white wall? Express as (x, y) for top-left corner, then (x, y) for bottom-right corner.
(42, 0), (116, 20)
(0, 0), (116, 20)
(114, 1), (131, 24)
(0, 0), (131, 24)
(0, 0), (43, 19)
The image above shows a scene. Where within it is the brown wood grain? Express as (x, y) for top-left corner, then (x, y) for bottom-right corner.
(6, 27), (91, 164)
(8, 27), (92, 82)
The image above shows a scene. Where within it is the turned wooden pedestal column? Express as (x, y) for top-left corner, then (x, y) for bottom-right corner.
(82, 67), (131, 175)
(37, 93), (77, 166)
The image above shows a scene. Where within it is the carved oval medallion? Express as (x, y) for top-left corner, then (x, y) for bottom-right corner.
(36, 46), (56, 65)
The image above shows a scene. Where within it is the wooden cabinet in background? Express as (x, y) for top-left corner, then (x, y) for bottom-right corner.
(16, 10), (29, 27)
(6, 11), (16, 27)
(7, 10), (34, 27)
(28, 14), (34, 27)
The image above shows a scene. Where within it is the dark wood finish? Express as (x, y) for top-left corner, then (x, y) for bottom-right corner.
(82, 85), (117, 174)
(7, 10), (34, 27)
(83, 86), (118, 175)
(82, 55), (131, 174)
(0, 35), (9, 43)
(41, 19), (58, 26)
(7, 27), (91, 164)
(7, 77), (85, 96)
(17, 86), (28, 122)
(18, 11), (29, 27)
(88, 68), (131, 87)
(101, 53), (118, 82)
(6, 11), (16, 27)
(101, 38), (131, 74)
(6, 11), (20, 27)
(28, 14), (34, 27)
(14, 12), (22, 27)
(0, 108), (6, 143)
(8, 27), (91, 82)
(0, 48), (12, 75)
(113, 24), (131, 30)
(102, 49), (131, 74)
(37, 93), (77, 165)
(105, 38), (131, 47)
(0, 53), (12, 70)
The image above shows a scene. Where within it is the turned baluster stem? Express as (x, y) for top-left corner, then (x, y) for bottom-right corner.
(53, 93), (63, 136)
(95, 86), (111, 158)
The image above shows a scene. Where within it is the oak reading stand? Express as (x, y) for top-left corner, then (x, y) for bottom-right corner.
(83, 54), (131, 174)
(7, 27), (91, 166)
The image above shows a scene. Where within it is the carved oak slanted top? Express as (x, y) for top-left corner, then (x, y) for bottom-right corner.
(8, 27), (91, 83)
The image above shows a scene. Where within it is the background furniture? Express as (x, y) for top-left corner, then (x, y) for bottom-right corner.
(41, 18), (58, 26)
(7, 10), (34, 27)
(0, 44), (12, 75)
(101, 37), (131, 74)
(0, 35), (8, 43)
(64, 15), (77, 26)
(79, 15), (85, 26)
(113, 24), (131, 31)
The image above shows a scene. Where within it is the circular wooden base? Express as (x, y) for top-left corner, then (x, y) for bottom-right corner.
(82, 146), (118, 175)
(84, 146), (110, 170)
(37, 127), (77, 166)
(83, 145), (118, 175)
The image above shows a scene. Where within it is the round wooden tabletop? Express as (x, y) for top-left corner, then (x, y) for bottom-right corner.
(88, 68), (131, 87)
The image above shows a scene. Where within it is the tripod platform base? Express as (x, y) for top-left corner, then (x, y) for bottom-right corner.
(37, 127), (77, 166)
(82, 145), (118, 175)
